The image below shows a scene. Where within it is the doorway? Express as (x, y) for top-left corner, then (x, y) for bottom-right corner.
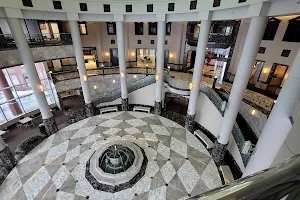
(38, 21), (61, 39)
(110, 48), (119, 66)
(267, 63), (288, 94)
(190, 51), (196, 68)
(164, 49), (169, 68)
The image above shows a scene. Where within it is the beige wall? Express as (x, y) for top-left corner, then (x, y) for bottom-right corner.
(75, 21), (185, 64)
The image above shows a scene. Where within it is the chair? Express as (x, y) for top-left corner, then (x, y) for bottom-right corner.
(24, 121), (35, 129)
(16, 122), (23, 130)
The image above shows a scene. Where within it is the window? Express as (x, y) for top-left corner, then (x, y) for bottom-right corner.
(213, 0), (221, 7)
(238, 0), (246, 2)
(168, 3), (175, 11)
(111, 40), (115, 44)
(147, 4), (153, 12)
(258, 47), (266, 54)
(148, 22), (157, 35)
(137, 40), (141, 44)
(80, 3), (87, 11)
(151, 40), (154, 44)
(165, 40), (168, 45)
(283, 16), (300, 42)
(190, 1), (197, 10)
(281, 49), (291, 57)
(166, 22), (171, 36)
(53, 1), (62, 9)
(263, 17), (280, 41)
(103, 4), (110, 12)
(22, 0), (33, 7)
(135, 22), (143, 35)
(106, 22), (116, 35)
(126, 5), (132, 12)
(78, 22), (87, 35)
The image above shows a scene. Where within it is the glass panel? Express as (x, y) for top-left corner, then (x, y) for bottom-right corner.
(19, 93), (38, 113)
(45, 90), (55, 105)
(0, 99), (24, 121)
(0, 108), (7, 124)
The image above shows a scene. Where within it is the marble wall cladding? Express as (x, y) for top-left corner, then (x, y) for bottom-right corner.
(221, 82), (275, 112)
(0, 45), (74, 68)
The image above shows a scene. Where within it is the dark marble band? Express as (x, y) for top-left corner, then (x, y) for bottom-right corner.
(85, 103), (95, 117)
(211, 141), (228, 167)
(85, 145), (148, 193)
(0, 146), (17, 184)
(43, 115), (58, 136)
(186, 114), (196, 133)
(154, 101), (162, 116)
(122, 98), (129, 111)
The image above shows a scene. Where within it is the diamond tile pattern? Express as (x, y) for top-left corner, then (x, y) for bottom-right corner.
(0, 112), (221, 200)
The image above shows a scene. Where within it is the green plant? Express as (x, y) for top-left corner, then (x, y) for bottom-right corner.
(17, 135), (45, 154)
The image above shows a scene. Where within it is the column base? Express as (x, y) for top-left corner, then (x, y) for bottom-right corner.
(154, 101), (162, 116)
(0, 146), (17, 184)
(85, 103), (95, 117)
(43, 116), (58, 136)
(122, 98), (129, 111)
(211, 141), (228, 167)
(185, 114), (195, 133)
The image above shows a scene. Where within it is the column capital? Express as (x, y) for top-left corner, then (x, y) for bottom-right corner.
(114, 14), (124, 22)
(67, 13), (79, 21)
(4, 8), (23, 18)
(247, 2), (271, 18)
(198, 11), (212, 21)
(156, 14), (165, 22)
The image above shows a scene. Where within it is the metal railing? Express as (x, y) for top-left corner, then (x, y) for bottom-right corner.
(192, 155), (300, 200)
(0, 33), (72, 50)
(187, 32), (233, 45)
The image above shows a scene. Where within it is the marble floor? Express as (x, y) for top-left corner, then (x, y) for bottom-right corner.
(0, 111), (222, 200)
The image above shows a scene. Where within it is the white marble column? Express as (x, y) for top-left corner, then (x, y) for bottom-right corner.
(186, 20), (211, 131)
(124, 22), (129, 63)
(7, 18), (57, 135)
(243, 49), (300, 176)
(211, 16), (268, 166)
(94, 23), (103, 62)
(116, 21), (129, 111)
(69, 20), (94, 116)
(155, 21), (166, 115)
(175, 23), (184, 65)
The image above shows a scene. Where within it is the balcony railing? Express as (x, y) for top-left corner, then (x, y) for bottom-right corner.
(0, 33), (73, 50)
(187, 32), (233, 47)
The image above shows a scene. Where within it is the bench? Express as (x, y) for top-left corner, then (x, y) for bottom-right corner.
(133, 106), (151, 113)
(194, 130), (215, 149)
(219, 165), (234, 184)
(99, 106), (118, 114)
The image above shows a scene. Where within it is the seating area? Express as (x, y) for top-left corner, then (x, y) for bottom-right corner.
(133, 105), (151, 113)
(98, 106), (119, 114)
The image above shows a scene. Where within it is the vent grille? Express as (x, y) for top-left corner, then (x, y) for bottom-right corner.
(103, 4), (110, 12)
(80, 3), (88, 11)
(53, 1), (62, 9)
(281, 49), (291, 57)
(22, 0), (33, 7)
(213, 0), (221, 7)
(147, 4), (153, 12)
(126, 5), (132, 12)
(258, 47), (266, 54)
(168, 3), (175, 11)
(190, 1), (197, 10)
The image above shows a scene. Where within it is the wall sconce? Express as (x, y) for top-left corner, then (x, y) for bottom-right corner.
(169, 54), (173, 58)
(284, 73), (289, 79)
(251, 109), (256, 115)
(48, 71), (53, 74)
(93, 85), (97, 89)
(106, 52), (109, 56)
(113, 79), (116, 83)
(155, 74), (159, 81)
(133, 75), (137, 79)
(101, 64), (104, 67)
(121, 72), (126, 78)
(38, 85), (44, 92)
(146, 64), (148, 67)
(77, 66), (79, 70)
(197, 23), (201, 27)
(83, 75), (87, 81)
(263, 68), (268, 74)
(131, 52), (135, 56)
(274, 100), (277, 104)
(189, 82), (195, 89)
(168, 66), (171, 69)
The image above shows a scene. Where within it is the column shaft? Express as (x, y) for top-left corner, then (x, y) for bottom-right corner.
(186, 20), (211, 130)
(212, 16), (268, 166)
(69, 20), (94, 116)
(243, 49), (300, 176)
(155, 21), (166, 115)
(175, 23), (184, 64)
(116, 21), (128, 110)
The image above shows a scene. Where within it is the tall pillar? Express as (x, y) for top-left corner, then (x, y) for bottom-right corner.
(124, 22), (129, 63)
(116, 21), (129, 111)
(243, 49), (300, 176)
(7, 18), (57, 135)
(0, 69), (22, 115)
(211, 16), (268, 166)
(95, 23), (103, 62)
(69, 20), (94, 117)
(175, 23), (184, 65)
(0, 136), (16, 184)
(186, 20), (211, 131)
(155, 21), (166, 115)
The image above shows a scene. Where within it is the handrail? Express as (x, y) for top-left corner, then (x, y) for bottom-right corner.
(191, 155), (300, 199)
